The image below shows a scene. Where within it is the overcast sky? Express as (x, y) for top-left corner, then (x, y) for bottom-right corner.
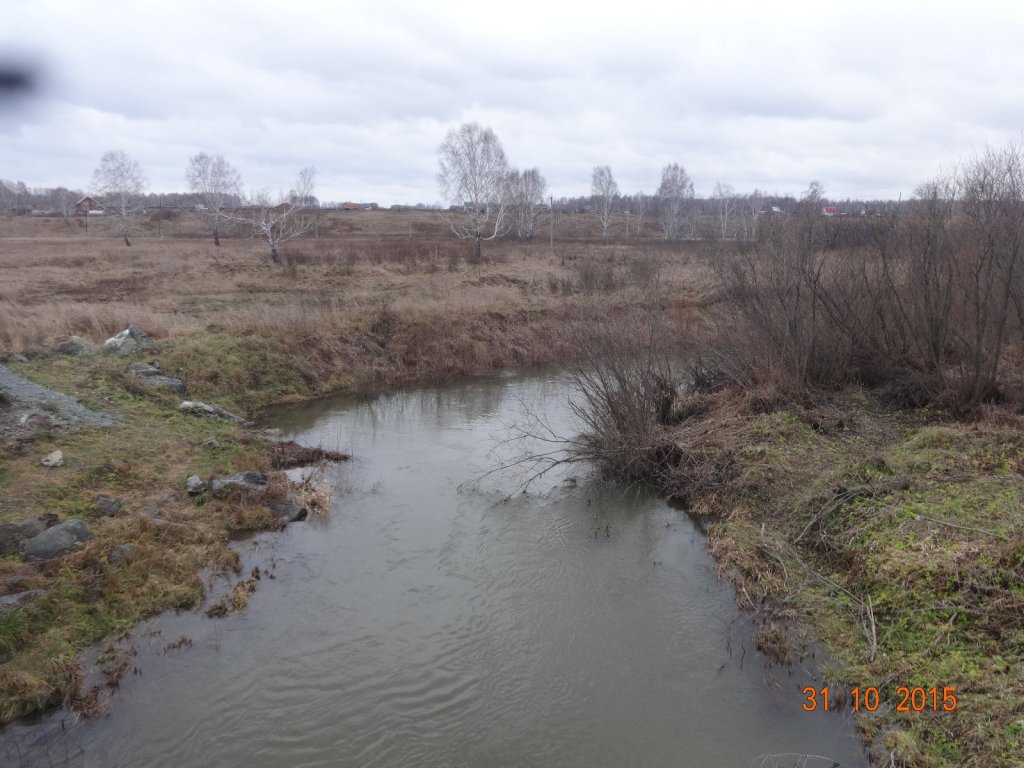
(2, 0), (1022, 204)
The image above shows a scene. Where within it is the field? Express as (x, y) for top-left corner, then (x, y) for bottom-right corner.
(1, 210), (1022, 767)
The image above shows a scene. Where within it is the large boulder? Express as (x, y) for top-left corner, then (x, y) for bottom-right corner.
(22, 519), (92, 559)
(128, 362), (187, 397)
(211, 471), (268, 495)
(0, 516), (50, 556)
(103, 324), (156, 356)
(55, 336), (97, 357)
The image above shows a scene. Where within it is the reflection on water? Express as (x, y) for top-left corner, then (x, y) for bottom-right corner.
(5, 373), (867, 768)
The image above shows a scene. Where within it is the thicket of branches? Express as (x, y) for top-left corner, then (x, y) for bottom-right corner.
(695, 144), (1024, 411)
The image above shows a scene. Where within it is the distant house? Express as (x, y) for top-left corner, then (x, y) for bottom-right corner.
(341, 202), (360, 211)
(822, 206), (839, 217)
(74, 196), (104, 215)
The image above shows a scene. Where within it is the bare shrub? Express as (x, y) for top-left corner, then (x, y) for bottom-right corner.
(573, 260), (618, 293)
(697, 143), (1024, 410)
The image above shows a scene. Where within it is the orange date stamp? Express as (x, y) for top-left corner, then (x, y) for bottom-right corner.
(802, 686), (958, 713)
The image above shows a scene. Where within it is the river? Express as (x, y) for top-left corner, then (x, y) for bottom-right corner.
(4, 373), (867, 768)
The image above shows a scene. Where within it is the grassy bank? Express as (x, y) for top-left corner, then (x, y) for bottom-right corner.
(655, 390), (1023, 767)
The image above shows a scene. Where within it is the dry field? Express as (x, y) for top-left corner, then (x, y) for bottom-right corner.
(0, 210), (704, 406)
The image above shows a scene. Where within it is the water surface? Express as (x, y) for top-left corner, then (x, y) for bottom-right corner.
(6, 374), (866, 768)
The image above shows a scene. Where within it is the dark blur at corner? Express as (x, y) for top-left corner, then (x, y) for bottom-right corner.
(0, 52), (45, 114)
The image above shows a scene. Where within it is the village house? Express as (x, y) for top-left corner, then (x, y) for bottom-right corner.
(74, 196), (104, 215)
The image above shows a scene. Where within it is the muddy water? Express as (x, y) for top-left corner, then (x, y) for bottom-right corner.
(8, 374), (867, 768)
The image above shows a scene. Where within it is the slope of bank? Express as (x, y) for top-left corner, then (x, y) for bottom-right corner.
(663, 390), (1024, 768)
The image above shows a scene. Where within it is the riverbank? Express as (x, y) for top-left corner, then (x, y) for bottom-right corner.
(657, 388), (1024, 767)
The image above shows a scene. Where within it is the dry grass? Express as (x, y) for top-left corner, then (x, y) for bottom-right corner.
(0, 211), (703, 362)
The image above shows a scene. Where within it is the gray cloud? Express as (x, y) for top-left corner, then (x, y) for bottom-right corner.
(3, 0), (1024, 204)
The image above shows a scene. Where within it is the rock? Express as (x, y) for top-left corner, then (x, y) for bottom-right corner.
(178, 400), (248, 425)
(55, 336), (97, 357)
(103, 324), (156, 356)
(0, 590), (45, 614)
(185, 475), (209, 495)
(128, 362), (187, 397)
(267, 500), (308, 522)
(0, 517), (48, 556)
(108, 543), (136, 567)
(95, 496), (121, 517)
(41, 449), (64, 467)
(201, 437), (220, 449)
(211, 471), (268, 495)
(22, 519), (91, 559)
(5, 354), (29, 364)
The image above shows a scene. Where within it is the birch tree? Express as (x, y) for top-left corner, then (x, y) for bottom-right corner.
(742, 189), (765, 241)
(508, 167), (547, 240)
(631, 191), (647, 239)
(591, 166), (618, 240)
(246, 167), (317, 264)
(437, 122), (512, 261)
(656, 163), (694, 241)
(92, 150), (146, 246)
(186, 152), (243, 246)
(714, 181), (735, 240)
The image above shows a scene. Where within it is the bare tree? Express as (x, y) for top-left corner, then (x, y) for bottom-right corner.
(508, 167), (547, 240)
(591, 166), (619, 240)
(656, 163), (694, 241)
(186, 152), (243, 246)
(438, 122), (512, 261)
(742, 189), (765, 241)
(713, 181), (735, 240)
(91, 150), (146, 246)
(246, 167), (317, 264)
(53, 187), (75, 224)
(631, 191), (647, 239)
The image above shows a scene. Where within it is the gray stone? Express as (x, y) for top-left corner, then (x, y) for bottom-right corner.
(109, 543), (136, 566)
(96, 496), (120, 517)
(22, 519), (91, 559)
(211, 471), (268, 495)
(0, 517), (47, 556)
(178, 400), (248, 425)
(0, 590), (45, 613)
(55, 336), (97, 357)
(6, 354), (28, 364)
(103, 324), (156, 356)
(201, 437), (220, 449)
(40, 449), (64, 467)
(128, 363), (187, 397)
(267, 500), (308, 522)
(185, 475), (209, 495)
